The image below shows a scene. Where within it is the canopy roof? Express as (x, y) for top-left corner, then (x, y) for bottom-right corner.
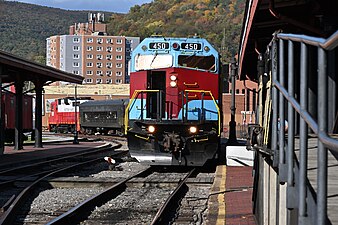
(0, 50), (83, 84)
(238, 0), (338, 80)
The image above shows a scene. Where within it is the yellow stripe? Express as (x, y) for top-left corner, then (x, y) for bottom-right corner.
(216, 166), (226, 225)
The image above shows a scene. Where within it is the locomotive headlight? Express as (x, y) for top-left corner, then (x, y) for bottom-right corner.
(170, 81), (177, 87)
(170, 75), (177, 81)
(189, 126), (197, 134)
(148, 125), (156, 133)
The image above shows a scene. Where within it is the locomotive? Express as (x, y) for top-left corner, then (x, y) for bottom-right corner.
(47, 97), (128, 136)
(125, 36), (223, 166)
(48, 97), (92, 133)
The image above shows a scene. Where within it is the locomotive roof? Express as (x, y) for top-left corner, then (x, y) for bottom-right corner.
(131, 36), (219, 73)
(80, 98), (129, 106)
(133, 36), (218, 56)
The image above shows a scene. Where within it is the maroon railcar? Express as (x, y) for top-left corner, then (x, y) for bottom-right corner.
(1, 92), (33, 143)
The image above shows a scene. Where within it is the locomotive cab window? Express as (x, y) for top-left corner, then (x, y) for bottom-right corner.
(178, 55), (216, 72)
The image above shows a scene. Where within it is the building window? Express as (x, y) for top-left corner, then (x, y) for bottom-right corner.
(106, 71), (112, 76)
(116, 47), (123, 52)
(97, 38), (103, 44)
(116, 71), (122, 76)
(116, 63), (123, 68)
(106, 79), (112, 84)
(106, 62), (112, 68)
(96, 70), (103, 76)
(86, 70), (93, 75)
(106, 46), (112, 52)
(87, 38), (93, 43)
(73, 37), (80, 43)
(106, 55), (112, 60)
(73, 46), (80, 51)
(97, 54), (103, 60)
(106, 38), (112, 44)
(97, 46), (103, 51)
(87, 54), (93, 59)
(96, 78), (102, 84)
(73, 62), (79, 67)
(115, 79), (122, 84)
(85, 78), (93, 83)
(87, 46), (93, 51)
(96, 62), (103, 68)
(87, 62), (93, 67)
(73, 54), (80, 59)
(116, 39), (122, 44)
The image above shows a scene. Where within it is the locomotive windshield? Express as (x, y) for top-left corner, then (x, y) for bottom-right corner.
(135, 54), (173, 70)
(178, 55), (216, 72)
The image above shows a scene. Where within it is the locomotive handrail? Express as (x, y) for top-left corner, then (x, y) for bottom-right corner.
(124, 89), (221, 136)
(124, 89), (161, 135)
(184, 89), (221, 136)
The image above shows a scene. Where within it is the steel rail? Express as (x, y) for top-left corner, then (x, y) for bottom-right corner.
(150, 168), (196, 225)
(46, 167), (154, 225)
(0, 142), (117, 175)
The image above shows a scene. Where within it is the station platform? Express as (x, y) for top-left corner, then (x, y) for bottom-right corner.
(0, 139), (109, 169)
(207, 165), (256, 225)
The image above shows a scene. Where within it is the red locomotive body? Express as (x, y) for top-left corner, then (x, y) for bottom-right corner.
(48, 97), (92, 133)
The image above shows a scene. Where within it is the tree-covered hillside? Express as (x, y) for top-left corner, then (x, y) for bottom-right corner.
(0, 0), (245, 64)
(107, 0), (245, 62)
(0, 1), (112, 63)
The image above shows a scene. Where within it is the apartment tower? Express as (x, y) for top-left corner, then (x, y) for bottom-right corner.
(46, 13), (140, 85)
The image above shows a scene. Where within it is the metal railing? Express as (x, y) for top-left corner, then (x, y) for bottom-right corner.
(270, 30), (338, 225)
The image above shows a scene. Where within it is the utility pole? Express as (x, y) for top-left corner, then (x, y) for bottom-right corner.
(73, 84), (79, 144)
(228, 57), (238, 144)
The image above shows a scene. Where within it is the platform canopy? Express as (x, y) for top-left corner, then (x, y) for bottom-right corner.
(0, 50), (83, 84)
(238, 0), (338, 81)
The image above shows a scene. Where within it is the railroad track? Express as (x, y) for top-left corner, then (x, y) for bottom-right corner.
(19, 166), (215, 225)
(1, 135), (216, 224)
(0, 142), (128, 225)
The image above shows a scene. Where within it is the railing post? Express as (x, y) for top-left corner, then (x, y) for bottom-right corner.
(299, 42), (309, 224)
(286, 40), (297, 209)
(271, 38), (279, 168)
(279, 39), (286, 182)
(317, 47), (328, 225)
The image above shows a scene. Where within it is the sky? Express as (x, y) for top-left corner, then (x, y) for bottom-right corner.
(7, 0), (153, 13)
